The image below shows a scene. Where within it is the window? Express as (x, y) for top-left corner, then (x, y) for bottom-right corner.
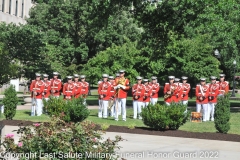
(9, 0), (11, 14)
(15, 0), (18, 16)
(2, 0), (5, 12)
(21, 2), (24, 17)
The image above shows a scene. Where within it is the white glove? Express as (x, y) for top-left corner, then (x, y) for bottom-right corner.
(120, 85), (126, 89)
(114, 86), (118, 90)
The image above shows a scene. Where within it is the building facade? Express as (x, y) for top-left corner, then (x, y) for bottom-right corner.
(0, 0), (34, 24)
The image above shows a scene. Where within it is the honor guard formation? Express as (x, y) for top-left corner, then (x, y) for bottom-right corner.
(30, 70), (229, 122)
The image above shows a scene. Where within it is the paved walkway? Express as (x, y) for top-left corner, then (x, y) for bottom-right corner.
(1, 126), (240, 160)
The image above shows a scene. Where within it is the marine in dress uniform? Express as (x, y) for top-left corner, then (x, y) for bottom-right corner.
(113, 70), (130, 121)
(50, 72), (62, 98)
(98, 74), (111, 118)
(80, 75), (89, 105)
(73, 74), (82, 98)
(164, 76), (178, 106)
(132, 76), (144, 119)
(30, 73), (44, 116)
(42, 74), (51, 101)
(109, 76), (116, 117)
(63, 76), (75, 100)
(207, 76), (219, 121)
(181, 76), (191, 105)
(195, 78), (209, 122)
(218, 74), (229, 96)
(142, 79), (152, 108)
(150, 76), (160, 105)
(115, 73), (120, 78)
(174, 78), (183, 103)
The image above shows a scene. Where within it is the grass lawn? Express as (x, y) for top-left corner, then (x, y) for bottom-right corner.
(1, 108), (239, 135)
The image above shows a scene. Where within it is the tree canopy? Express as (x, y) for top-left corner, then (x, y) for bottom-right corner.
(0, 0), (239, 86)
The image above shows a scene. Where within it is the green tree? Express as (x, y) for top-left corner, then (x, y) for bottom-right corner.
(214, 95), (231, 133)
(2, 85), (18, 120)
(82, 40), (144, 84)
(0, 43), (19, 85)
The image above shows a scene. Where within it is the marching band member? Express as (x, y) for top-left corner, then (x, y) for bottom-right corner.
(108, 76), (116, 117)
(73, 74), (82, 98)
(132, 76), (144, 119)
(195, 78), (209, 122)
(30, 73), (44, 116)
(63, 76), (75, 100)
(150, 76), (160, 105)
(42, 74), (51, 101)
(80, 75), (89, 104)
(207, 76), (219, 121)
(164, 76), (178, 106)
(181, 76), (191, 105)
(114, 70), (130, 121)
(142, 79), (152, 107)
(174, 78), (183, 103)
(98, 74), (111, 118)
(50, 72), (62, 98)
(218, 74), (229, 96)
(115, 73), (120, 78)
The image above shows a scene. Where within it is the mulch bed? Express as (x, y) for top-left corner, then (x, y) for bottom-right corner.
(1, 120), (240, 142)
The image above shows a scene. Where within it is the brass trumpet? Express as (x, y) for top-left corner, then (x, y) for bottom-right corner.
(164, 85), (176, 99)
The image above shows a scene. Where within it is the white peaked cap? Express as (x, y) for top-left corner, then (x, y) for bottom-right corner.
(102, 74), (109, 78)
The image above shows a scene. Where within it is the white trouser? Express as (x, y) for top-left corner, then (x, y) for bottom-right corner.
(42, 98), (49, 113)
(1, 105), (4, 113)
(182, 100), (188, 105)
(98, 100), (109, 118)
(133, 101), (143, 119)
(110, 100), (115, 117)
(150, 98), (158, 105)
(196, 103), (208, 121)
(142, 102), (149, 108)
(115, 98), (126, 120)
(31, 99), (43, 116)
(165, 102), (170, 106)
(208, 103), (216, 121)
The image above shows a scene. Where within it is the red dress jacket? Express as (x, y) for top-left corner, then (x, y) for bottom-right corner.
(174, 82), (183, 103)
(150, 83), (160, 98)
(132, 83), (144, 101)
(109, 81), (116, 99)
(80, 81), (89, 97)
(208, 83), (219, 103)
(50, 79), (62, 96)
(73, 81), (82, 98)
(217, 81), (229, 95)
(114, 77), (130, 99)
(42, 80), (51, 98)
(181, 83), (191, 101)
(195, 84), (209, 104)
(164, 83), (178, 103)
(63, 83), (75, 100)
(98, 81), (111, 100)
(143, 84), (152, 103)
(30, 80), (44, 99)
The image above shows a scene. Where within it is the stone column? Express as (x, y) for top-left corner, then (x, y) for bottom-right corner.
(4, 0), (9, 13)
(17, 0), (22, 17)
(0, 0), (2, 12)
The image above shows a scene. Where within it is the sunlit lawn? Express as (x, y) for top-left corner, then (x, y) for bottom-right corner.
(1, 108), (240, 135)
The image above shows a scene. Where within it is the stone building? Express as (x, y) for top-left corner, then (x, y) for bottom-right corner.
(0, 0), (34, 24)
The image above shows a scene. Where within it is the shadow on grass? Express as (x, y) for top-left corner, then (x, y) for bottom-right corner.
(23, 111), (31, 115)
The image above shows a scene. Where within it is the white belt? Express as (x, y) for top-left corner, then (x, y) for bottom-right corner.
(183, 91), (187, 92)
(65, 91), (72, 93)
(110, 91), (114, 92)
(33, 88), (40, 90)
(219, 90), (225, 91)
(44, 89), (48, 90)
(210, 93), (215, 94)
(152, 90), (156, 91)
(137, 92), (141, 93)
(51, 87), (58, 88)
(81, 89), (85, 91)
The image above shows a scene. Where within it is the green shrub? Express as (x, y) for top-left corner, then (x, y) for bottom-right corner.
(101, 123), (110, 131)
(141, 103), (189, 130)
(43, 97), (90, 123)
(2, 85), (18, 120)
(214, 94), (231, 133)
(1, 117), (123, 160)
